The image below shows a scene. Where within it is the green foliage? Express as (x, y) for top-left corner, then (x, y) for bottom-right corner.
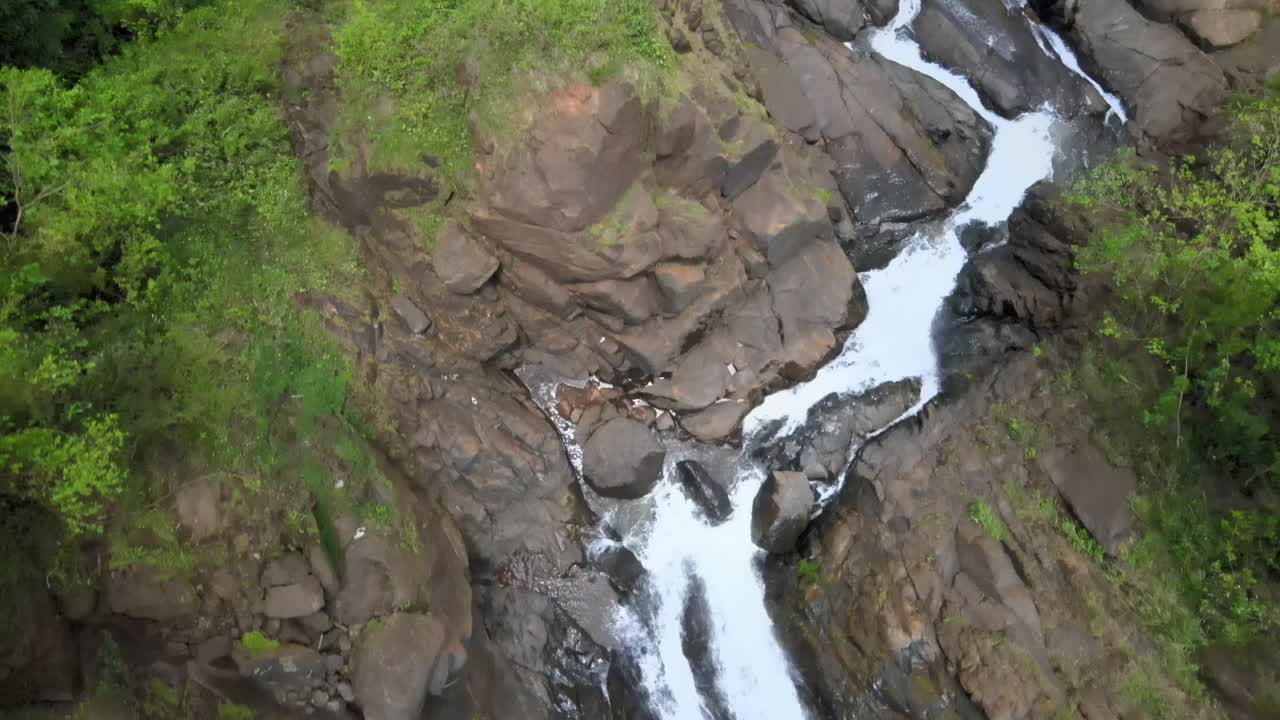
(1, 0), (366, 604)
(1070, 82), (1280, 705)
(329, 0), (673, 186)
(796, 558), (820, 585)
(967, 499), (1006, 543)
(1127, 483), (1280, 649)
(217, 703), (256, 720)
(1072, 84), (1280, 487)
(239, 630), (280, 657)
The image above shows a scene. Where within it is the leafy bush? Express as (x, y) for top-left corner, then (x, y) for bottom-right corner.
(1072, 82), (1280, 487)
(1070, 80), (1280, 696)
(1, 0), (366, 591)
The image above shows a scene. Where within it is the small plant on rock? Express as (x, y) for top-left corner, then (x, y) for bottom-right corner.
(239, 630), (280, 658)
(967, 499), (1006, 542)
(796, 558), (820, 585)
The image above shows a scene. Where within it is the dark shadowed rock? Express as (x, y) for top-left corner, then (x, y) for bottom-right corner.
(913, 0), (1105, 118)
(1041, 446), (1137, 554)
(608, 650), (663, 720)
(107, 569), (198, 620)
(958, 220), (1007, 254)
(0, 584), (79, 704)
(433, 222), (499, 294)
(681, 576), (734, 720)
(354, 612), (448, 720)
(676, 460), (734, 523)
(789, 0), (867, 41)
(721, 139), (779, 200)
(390, 294), (432, 334)
(595, 542), (646, 596)
(751, 471), (815, 553)
(582, 417), (666, 499)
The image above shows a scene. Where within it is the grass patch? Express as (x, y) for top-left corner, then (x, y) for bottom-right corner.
(217, 704), (256, 720)
(967, 499), (1007, 543)
(796, 558), (820, 585)
(240, 630), (280, 658)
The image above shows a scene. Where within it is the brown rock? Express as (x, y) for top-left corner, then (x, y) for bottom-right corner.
(1041, 445), (1137, 555)
(353, 613), (449, 720)
(751, 470), (814, 553)
(432, 222), (499, 294)
(1180, 9), (1262, 48)
(174, 477), (222, 542)
(581, 417), (667, 499)
(264, 577), (325, 619)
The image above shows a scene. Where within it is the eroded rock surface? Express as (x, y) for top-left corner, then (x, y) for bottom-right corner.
(1039, 0), (1230, 149)
(913, 0), (1108, 118)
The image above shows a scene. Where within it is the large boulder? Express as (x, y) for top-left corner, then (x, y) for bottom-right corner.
(106, 568), (198, 621)
(353, 613), (450, 720)
(751, 470), (815, 553)
(1041, 445), (1138, 554)
(263, 577), (325, 619)
(676, 460), (734, 523)
(433, 222), (499, 294)
(1182, 9), (1264, 48)
(479, 81), (651, 234)
(913, 0), (1107, 118)
(1044, 0), (1229, 149)
(581, 417), (667, 499)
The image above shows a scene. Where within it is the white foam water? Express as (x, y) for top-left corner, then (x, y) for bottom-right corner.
(598, 2), (1116, 718)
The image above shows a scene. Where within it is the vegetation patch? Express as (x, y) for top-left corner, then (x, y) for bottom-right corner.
(967, 499), (1006, 543)
(239, 630), (280, 657)
(329, 0), (674, 189)
(1066, 79), (1280, 709)
(0, 0), (373, 619)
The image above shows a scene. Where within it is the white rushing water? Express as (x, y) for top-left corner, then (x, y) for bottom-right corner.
(590, 2), (1118, 718)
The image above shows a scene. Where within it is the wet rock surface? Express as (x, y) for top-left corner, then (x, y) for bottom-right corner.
(680, 576), (734, 720)
(751, 470), (815, 554)
(754, 378), (923, 481)
(1038, 0), (1230, 150)
(913, 0), (1108, 118)
(675, 459), (734, 523)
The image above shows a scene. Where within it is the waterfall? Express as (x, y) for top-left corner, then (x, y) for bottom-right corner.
(550, 2), (1124, 717)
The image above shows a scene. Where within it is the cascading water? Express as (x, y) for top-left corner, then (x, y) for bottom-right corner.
(535, 2), (1126, 718)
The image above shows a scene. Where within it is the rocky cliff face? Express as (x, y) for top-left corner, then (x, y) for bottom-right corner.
(4, 1), (1277, 719)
